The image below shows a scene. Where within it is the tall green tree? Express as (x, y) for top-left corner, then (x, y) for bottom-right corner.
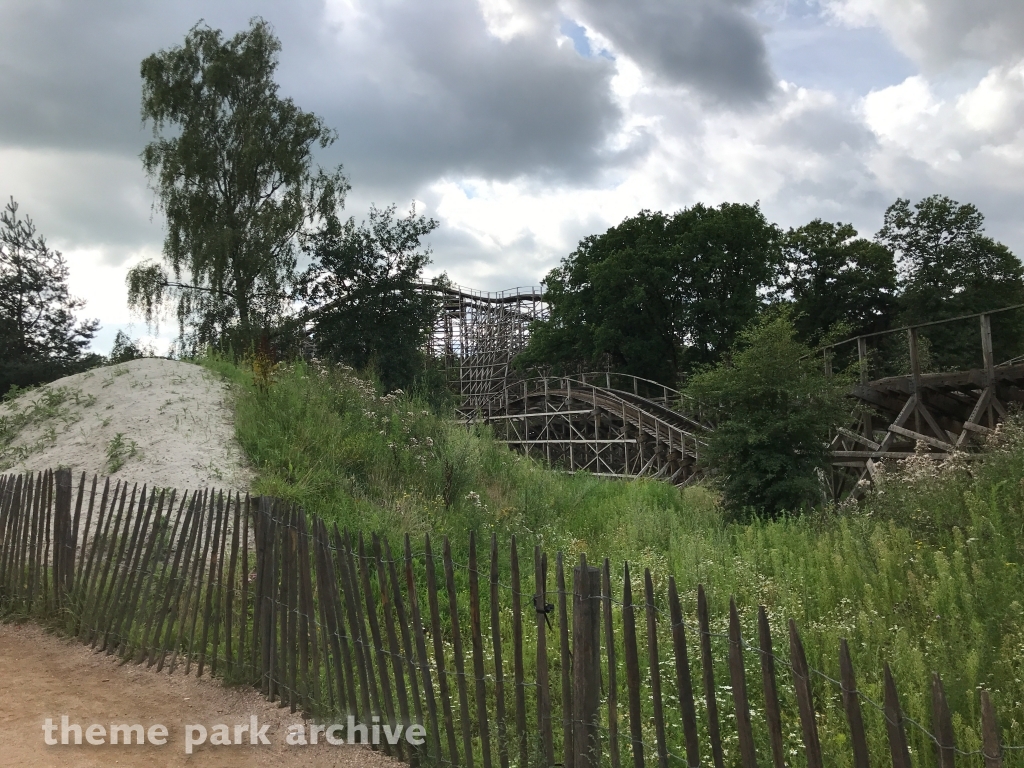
(781, 219), (897, 345)
(0, 198), (99, 394)
(127, 18), (348, 353)
(298, 204), (440, 392)
(686, 313), (850, 520)
(517, 203), (782, 385)
(878, 195), (1024, 369)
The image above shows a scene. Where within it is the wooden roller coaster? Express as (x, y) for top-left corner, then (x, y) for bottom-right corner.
(427, 282), (1024, 493)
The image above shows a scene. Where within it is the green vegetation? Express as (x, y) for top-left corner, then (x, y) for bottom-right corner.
(206, 353), (1024, 760)
(0, 385), (95, 470)
(517, 204), (782, 383)
(104, 432), (139, 473)
(0, 197), (101, 396)
(129, 18), (348, 354)
(686, 314), (851, 519)
(521, 194), (1024, 388)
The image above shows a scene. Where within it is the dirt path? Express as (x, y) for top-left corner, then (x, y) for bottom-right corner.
(0, 621), (398, 767)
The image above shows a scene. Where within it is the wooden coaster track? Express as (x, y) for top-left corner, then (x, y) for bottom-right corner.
(427, 282), (1024, 493)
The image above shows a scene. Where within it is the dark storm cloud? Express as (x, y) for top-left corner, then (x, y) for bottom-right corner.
(568, 0), (776, 102)
(0, 0), (623, 190)
(286, 0), (624, 192)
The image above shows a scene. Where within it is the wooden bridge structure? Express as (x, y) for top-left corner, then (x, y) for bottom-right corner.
(823, 305), (1024, 498)
(426, 283), (712, 486)
(428, 283), (1024, 493)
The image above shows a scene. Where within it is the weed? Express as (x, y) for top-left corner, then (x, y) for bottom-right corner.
(105, 432), (138, 473)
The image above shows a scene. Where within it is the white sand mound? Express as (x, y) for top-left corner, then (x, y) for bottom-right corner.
(0, 358), (253, 492)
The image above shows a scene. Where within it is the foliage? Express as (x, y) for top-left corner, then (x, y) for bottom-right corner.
(298, 203), (441, 392)
(204, 353), (1024, 761)
(108, 330), (154, 364)
(879, 194), (1024, 369)
(686, 313), (852, 519)
(0, 197), (100, 396)
(781, 219), (897, 345)
(129, 18), (348, 354)
(517, 204), (782, 385)
(104, 432), (139, 473)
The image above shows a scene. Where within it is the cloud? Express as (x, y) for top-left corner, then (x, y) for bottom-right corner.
(565, 0), (776, 102)
(312, 0), (624, 190)
(828, 0), (1024, 69)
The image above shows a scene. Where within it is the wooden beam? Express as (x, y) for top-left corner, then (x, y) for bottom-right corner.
(887, 425), (954, 452)
(837, 427), (880, 451)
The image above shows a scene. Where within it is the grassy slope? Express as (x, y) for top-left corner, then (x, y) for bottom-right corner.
(207, 356), (1024, 761)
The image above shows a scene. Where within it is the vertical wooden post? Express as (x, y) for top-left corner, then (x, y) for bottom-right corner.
(858, 337), (873, 438)
(404, 534), (442, 765)
(557, 552), (574, 768)
(54, 468), (73, 605)
(604, 560), (622, 768)
(468, 532), (493, 768)
(535, 547), (555, 767)
(931, 672), (956, 768)
(425, 534), (459, 763)
(882, 663), (912, 768)
(908, 328), (922, 434)
(789, 620), (824, 768)
(621, 563), (644, 768)
(758, 607), (786, 768)
(838, 639), (870, 768)
(489, 534), (510, 768)
(697, 586), (724, 768)
(981, 314), (996, 426)
(510, 537), (528, 768)
(572, 554), (601, 768)
(668, 577), (699, 768)
(727, 598), (757, 768)
(981, 690), (1002, 768)
(644, 570), (668, 768)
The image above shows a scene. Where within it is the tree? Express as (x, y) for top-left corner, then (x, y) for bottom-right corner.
(878, 195), (1024, 369)
(299, 204), (440, 392)
(781, 219), (897, 346)
(127, 18), (348, 353)
(517, 203), (782, 384)
(0, 198), (99, 394)
(686, 313), (850, 520)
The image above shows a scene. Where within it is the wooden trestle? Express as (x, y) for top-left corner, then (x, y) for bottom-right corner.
(429, 283), (1024, 495)
(828, 308), (1024, 498)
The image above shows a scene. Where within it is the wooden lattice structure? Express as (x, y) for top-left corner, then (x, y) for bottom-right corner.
(428, 283), (711, 485)
(428, 282), (1024, 493)
(425, 283), (546, 409)
(826, 306), (1024, 498)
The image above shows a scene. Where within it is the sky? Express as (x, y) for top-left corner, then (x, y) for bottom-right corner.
(3, 0), (1024, 354)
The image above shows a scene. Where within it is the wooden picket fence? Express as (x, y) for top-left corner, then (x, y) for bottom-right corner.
(0, 468), (1015, 767)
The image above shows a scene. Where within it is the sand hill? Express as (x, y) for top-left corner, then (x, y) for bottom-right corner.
(0, 358), (252, 493)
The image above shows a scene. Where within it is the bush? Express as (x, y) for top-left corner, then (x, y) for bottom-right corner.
(687, 313), (852, 519)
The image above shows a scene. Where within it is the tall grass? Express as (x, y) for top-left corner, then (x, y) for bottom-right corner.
(205, 354), (1024, 761)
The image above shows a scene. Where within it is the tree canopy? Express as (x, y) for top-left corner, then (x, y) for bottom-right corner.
(877, 194), (1024, 369)
(0, 198), (99, 394)
(298, 204), (440, 392)
(517, 203), (782, 384)
(128, 18), (348, 354)
(781, 219), (897, 346)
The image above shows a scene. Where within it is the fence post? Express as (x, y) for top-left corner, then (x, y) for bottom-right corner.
(54, 467), (73, 605)
(572, 554), (601, 768)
